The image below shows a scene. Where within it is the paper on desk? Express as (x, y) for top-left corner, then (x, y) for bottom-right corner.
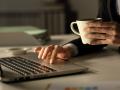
(48, 81), (120, 90)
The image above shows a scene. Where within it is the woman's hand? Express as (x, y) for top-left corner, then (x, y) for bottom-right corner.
(34, 45), (72, 64)
(85, 21), (120, 46)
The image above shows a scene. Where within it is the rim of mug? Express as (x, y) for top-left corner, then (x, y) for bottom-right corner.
(75, 18), (102, 22)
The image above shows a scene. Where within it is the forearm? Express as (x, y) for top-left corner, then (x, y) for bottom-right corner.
(67, 38), (107, 56)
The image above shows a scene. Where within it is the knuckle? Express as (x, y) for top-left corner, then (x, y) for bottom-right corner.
(49, 45), (55, 50)
(87, 22), (96, 27)
(55, 45), (59, 47)
(87, 27), (92, 32)
(87, 34), (92, 38)
(112, 25), (116, 29)
(33, 48), (38, 52)
(98, 40), (103, 44)
(94, 28), (99, 32)
(111, 36), (116, 43)
(97, 34), (106, 39)
(112, 30), (117, 36)
(99, 28), (104, 33)
(98, 22), (103, 27)
(108, 28), (117, 35)
(41, 47), (45, 51)
(49, 45), (55, 48)
(87, 22), (92, 26)
(101, 34), (106, 39)
(48, 45), (52, 47)
(47, 46), (51, 50)
(34, 47), (41, 52)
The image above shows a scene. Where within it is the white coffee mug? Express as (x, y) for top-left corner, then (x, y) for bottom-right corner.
(70, 18), (102, 44)
(70, 20), (91, 44)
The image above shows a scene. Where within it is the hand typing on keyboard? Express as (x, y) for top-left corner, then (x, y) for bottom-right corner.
(34, 45), (72, 64)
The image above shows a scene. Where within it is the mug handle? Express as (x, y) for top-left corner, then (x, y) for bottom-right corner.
(70, 22), (80, 35)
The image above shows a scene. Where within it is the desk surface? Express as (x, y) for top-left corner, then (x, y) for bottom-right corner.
(0, 34), (120, 90)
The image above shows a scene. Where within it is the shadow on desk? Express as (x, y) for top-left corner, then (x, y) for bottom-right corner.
(72, 49), (118, 62)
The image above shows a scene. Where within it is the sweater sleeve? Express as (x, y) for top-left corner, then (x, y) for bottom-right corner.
(68, 38), (107, 56)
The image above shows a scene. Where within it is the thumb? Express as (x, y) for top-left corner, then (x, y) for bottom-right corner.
(56, 46), (71, 60)
(57, 50), (71, 60)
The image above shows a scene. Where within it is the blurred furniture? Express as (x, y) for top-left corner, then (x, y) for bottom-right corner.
(0, 1), (65, 35)
(0, 26), (46, 36)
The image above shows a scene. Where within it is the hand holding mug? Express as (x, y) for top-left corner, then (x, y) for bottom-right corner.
(71, 19), (120, 46)
(85, 21), (120, 46)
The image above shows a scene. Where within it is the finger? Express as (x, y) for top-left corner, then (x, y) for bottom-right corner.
(90, 38), (116, 45)
(87, 21), (116, 28)
(44, 51), (52, 63)
(90, 39), (108, 45)
(85, 27), (117, 36)
(42, 45), (54, 59)
(50, 45), (59, 64)
(57, 48), (70, 60)
(34, 47), (42, 52)
(90, 36), (120, 45)
(43, 45), (54, 63)
(34, 47), (42, 53)
(86, 33), (111, 40)
(38, 47), (45, 59)
(109, 36), (120, 46)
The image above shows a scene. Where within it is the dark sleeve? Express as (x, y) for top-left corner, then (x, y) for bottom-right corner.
(69, 38), (107, 56)
(97, 0), (111, 21)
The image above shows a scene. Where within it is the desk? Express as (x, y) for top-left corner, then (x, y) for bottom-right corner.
(0, 34), (120, 90)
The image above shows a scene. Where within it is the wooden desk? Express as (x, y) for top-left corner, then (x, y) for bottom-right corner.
(0, 34), (120, 90)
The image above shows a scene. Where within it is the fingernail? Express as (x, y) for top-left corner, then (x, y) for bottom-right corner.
(50, 59), (53, 64)
(42, 56), (44, 59)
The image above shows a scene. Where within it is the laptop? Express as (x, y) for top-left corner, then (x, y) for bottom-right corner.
(0, 32), (88, 83)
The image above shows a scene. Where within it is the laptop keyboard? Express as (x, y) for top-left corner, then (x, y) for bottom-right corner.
(0, 57), (56, 76)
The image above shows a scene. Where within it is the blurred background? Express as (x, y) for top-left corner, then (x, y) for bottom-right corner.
(0, 0), (99, 35)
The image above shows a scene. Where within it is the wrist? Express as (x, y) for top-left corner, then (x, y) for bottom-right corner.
(63, 43), (78, 57)
(63, 46), (72, 58)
